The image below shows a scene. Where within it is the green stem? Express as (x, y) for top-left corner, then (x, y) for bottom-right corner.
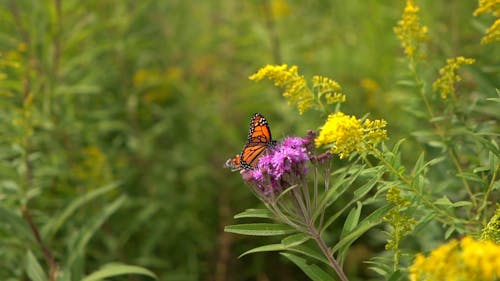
(372, 149), (474, 226)
(409, 59), (477, 208)
(310, 227), (349, 281)
(477, 163), (500, 220)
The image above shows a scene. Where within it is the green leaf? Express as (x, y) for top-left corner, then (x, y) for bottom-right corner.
(322, 171), (382, 232)
(275, 184), (299, 203)
(332, 204), (392, 254)
(42, 182), (120, 239)
(353, 170), (382, 199)
(67, 195), (127, 270)
(337, 202), (363, 265)
(396, 80), (416, 87)
(82, 263), (157, 281)
(282, 233), (310, 248)
(225, 223), (296, 236)
(314, 166), (364, 220)
(445, 226), (456, 239)
(0, 204), (35, 244)
(434, 196), (453, 206)
(238, 244), (285, 258)
(388, 270), (403, 281)
(234, 208), (273, 219)
(452, 201), (473, 208)
(281, 253), (336, 281)
(456, 172), (483, 183)
(341, 202), (362, 238)
(25, 250), (48, 281)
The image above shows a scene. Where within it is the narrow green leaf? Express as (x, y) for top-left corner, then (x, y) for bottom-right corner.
(275, 184), (299, 203)
(321, 172), (382, 232)
(234, 208), (273, 219)
(82, 263), (157, 281)
(396, 80), (416, 87)
(314, 166), (364, 220)
(290, 245), (329, 265)
(0, 205), (35, 244)
(473, 166), (490, 173)
(411, 152), (425, 176)
(282, 233), (310, 248)
(25, 250), (48, 281)
(452, 201), (473, 208)
(353, 171), (382, 199)
(456, 172), (483, 182)
(225, 223), (296, 236)
(445, 226), (455, 239)
(281, 253), (335, 281)
(238, 244), (285, 258)
(341, 202), (362, 238)
(42, 182), (120, 239)
(332, 205), (392, 254)
(388, 270), (403, 281)
(68, 195), (127, 269)
(434, 196), (452, 206)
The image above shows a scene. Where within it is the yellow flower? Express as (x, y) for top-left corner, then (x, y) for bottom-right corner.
(473, 0), (500, 44)
(312, 75), (346, 105)
(474, 0), (500, 16)
(409, 236), (500, 281)
(481, 204), (500, 243)
(315, 112), (387, 159)
(270, 0), (291, 18)
(394, 0), (429, 61)
(249, 64), (311, 114)
(432, 56), (475, 100)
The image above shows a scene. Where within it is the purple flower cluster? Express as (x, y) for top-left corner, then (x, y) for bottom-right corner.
(243, 137), (310, 197)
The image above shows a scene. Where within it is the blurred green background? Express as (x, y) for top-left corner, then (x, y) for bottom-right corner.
(0, 0), (497, 280)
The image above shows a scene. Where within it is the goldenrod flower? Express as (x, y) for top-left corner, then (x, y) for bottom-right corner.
(409, 236), (500, 281)
(394, 0), (429, 61)
(315, 112), (387, 158)
(474, 0), (500, 16)
(473, 0), (500, 44)
(312, 75), (346, 104)
(249, 64), (312, 114)
(481, 204), (500, 243)
(432, 56), (475, 100)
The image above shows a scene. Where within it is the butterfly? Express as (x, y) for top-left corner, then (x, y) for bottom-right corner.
(225, 113), (277, 171)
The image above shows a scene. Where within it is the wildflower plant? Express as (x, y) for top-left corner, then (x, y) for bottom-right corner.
(226, 1), (499, 280)
(227, 64), (392, 281)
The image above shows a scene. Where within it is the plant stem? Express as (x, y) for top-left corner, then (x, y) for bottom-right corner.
(410, 60), (477, 208)
(310, 227), (349, 281)
(477, 163), (500, 220)
(22, 206), (58, 281)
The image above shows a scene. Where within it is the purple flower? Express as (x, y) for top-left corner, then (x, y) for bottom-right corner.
(243, 137), (310, 198)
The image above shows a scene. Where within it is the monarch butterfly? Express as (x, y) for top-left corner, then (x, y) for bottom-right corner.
(225, 113), (276, 171)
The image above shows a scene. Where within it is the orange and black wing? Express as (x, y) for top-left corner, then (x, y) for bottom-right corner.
(246, 113), (273, 145)
(224, 154), (241, 171)
(225, 113), (276, 171)
(240, 113), (275, 169)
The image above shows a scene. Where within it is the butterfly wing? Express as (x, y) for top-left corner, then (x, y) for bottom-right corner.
(247, 113), (273, 144)
(240, 113), (274, 169)
(224, 154), (241, 171)
(225, 113), (275, 171)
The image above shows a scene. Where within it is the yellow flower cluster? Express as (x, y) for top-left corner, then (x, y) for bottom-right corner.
(481, 204), (500, 244)
(432, 56), (475, 100)
(249, 64), (311, 114)
(315, 112), (387, 159)
(409, 236), (500, 281)
(384, 187), (416, 252)
(312, 75), (346, 105)
(474, 0), (500, 44)
(394, 0), (429, 61)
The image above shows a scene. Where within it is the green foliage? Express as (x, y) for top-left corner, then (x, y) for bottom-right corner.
(0, 0), (498, 280)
